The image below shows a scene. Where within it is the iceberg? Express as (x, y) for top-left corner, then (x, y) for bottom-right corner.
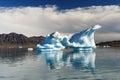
(67, 25), (101, 50)
(37, 25), (101, 51)
(37, 32), (65, 52)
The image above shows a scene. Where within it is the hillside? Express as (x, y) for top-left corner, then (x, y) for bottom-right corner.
(0, 32), (45, 48)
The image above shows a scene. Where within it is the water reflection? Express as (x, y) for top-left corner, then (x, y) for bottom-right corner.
(0, 48), (103, 80)
(38, 50), (96, 73)
(0, 48), (28, 63)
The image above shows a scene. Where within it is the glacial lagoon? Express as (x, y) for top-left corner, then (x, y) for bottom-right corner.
(0, 48), (120, 80)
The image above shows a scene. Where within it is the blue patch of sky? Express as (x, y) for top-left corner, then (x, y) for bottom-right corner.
(0, 0), (119, 10)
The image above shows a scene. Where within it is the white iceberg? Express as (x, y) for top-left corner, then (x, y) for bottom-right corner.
(37, 25), (101, 51)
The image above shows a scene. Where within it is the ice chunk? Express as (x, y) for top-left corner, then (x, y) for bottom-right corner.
(68, 25), (101, 50)
(37, 32), (65, 52)
(28, 48), (34, 51)
(92, 25), (102, 30)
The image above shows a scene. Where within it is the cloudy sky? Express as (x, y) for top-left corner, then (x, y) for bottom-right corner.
(0, 0), (120, 42)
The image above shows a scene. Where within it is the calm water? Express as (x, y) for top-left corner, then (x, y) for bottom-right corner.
(0, 48), (120, 80)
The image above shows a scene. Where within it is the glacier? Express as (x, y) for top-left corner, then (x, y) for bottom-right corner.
(37, 25), (101, 51)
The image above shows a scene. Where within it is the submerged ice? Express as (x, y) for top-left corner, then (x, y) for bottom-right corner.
(37, 25), (101, 51)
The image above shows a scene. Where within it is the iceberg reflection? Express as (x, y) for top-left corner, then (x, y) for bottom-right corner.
(41, 50), (96, 72)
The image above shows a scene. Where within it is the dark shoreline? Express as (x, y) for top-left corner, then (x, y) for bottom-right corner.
(0, 44), (37, 49)
(96, 40), (120, 47)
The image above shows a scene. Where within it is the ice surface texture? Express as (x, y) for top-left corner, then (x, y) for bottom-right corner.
(37, 31), (65, 52)
(37, 25), (101, 51)
(68, 25), (101, 48)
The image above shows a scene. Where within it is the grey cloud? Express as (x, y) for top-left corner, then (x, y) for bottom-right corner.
(0, 5), (120, 42)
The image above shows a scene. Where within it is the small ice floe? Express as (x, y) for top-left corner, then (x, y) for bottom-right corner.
(18, 46), (23, 48)
(28, 48), (34, 51)
(103, 45), (110, 48)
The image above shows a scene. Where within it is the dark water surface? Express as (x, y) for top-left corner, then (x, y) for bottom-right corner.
(0, 48), (120, 80)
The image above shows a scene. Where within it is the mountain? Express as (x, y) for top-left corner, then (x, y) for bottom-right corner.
(96, 40), (120, 47)
(0, 32), (45, 48)
(29, 36), (45, 44)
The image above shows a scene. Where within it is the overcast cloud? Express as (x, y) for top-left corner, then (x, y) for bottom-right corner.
(0, 5), (120, 42)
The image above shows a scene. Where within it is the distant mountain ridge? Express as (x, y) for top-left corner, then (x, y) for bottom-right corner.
(96, 40), (120, 47)
(0, 32), (45, 45)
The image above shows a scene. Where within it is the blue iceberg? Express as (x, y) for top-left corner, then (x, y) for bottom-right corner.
(37, 32), (65, 52)
(37, 25), (101, 51)
(67, 25), (101, 50)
